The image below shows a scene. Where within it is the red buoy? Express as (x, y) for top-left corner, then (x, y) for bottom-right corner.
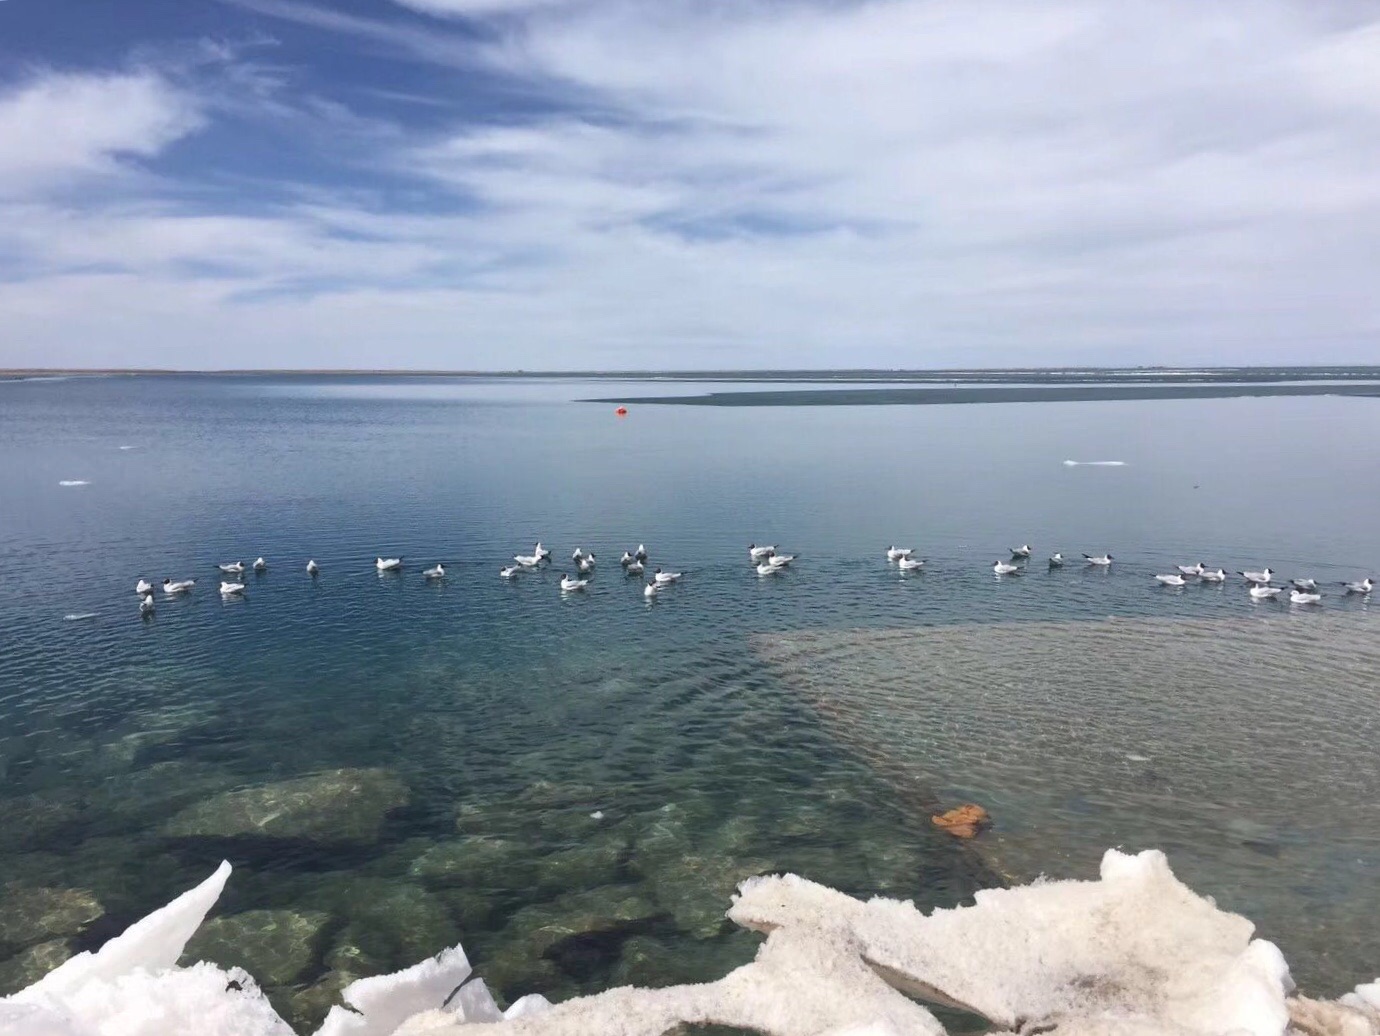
(615, 407), (628, 417)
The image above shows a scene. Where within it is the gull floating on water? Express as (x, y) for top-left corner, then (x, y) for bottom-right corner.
(253, 557), (267, 572)
(768, 553), (796, 568)
(218, 562), (244, 575)
(423, 564), (445, 580)
(162, 578), (195, 595)
(749, 544), (775, 561)
(1155, 574), (1187, 587)
(1289, 589), (1322, 605)
(1010, 545), (1032, 559)
(644, 579), (660, 599)
(635, 544), (648, 562)
(1290, 577), (1317, 591)
(1176, 562), (1205, 577)
(655, 568), (683, 585)
(307, 560), (319, 576)
(1239, 567), (1273, 585)
(993, 560), (1022, 575)
(620, 551), (634, 567)
(135, 579), (153, 595)
(572, 547), (585, 561)
(1249, 584), (1282, 599)
(220, 581), (245, 596)
(140, 594), (154, 614)
(625, 560), (644, 575)
(756, 562), (783, 576)
(576, 553), (596, 574)
(1048, 553), (1064, 568)
(886, 546), (913, 562)
(534, 542), (551, 561)
(1342, 577), (1373, 594)
(898, 556), (925, 571)
(1084, 553), (1114, 566)
(499, 565), (520, 579)
(560, 574), (588, 592)
(1200, 568), (1227, 582)
(376, 557), (402, 572)
(514, 553), (541, 568)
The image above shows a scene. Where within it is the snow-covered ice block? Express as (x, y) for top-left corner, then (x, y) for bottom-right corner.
(315, 946), (472, 1036)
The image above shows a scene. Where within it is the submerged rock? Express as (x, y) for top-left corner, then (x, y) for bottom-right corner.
(409, 836), (535, 890)
(635, 855), (773, 939)
(0, 884), (103, 951)
(0, 939), (72, 995)
(303, 877), (458, 969)
(184, 909), (329, 987)
(162, 768), (409, 844)
(0, 794), (83, 854)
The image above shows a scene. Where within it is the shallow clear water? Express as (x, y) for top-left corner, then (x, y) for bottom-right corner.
(0, 374), (1377, 1025)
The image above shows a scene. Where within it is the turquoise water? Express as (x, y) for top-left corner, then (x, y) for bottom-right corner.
(1, 374), (1378, 1025)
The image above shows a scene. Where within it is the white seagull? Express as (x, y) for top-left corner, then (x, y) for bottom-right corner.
(1048, 553), (1064, 568)
(1249, 584), (1283, 599)
(1290, 577), (1317, 591)
(1239, 567), (1273, 585)
(1289, 589), (1322, 605)
(898, 556), (925, 571)
(307, 560), (319, 576)
(253, 557), (267, 572)
(1155, 574), (1187, 587)
(560, 574), (588, 592)
(376, 557), (403, 572)
(499, 565), (520, 579)
(139, 594), (154, 614)
(768, 553), (796, 568)
(635, 544), (648, 562)
(1010, 545), (1032, 558)
(1084, 553), (1114, 566)
(644, 579), (660, 599)
(162, 578), (195, 595)
(620, 551), (634, 567)
(219, 581), (246, 596)
(534, 542), (551, 561)
(749, 544), (776, 561)
(1342, 577), (1373, 594)
(576, 553), (596, 574)
(572, 547), (585, 561)
(1200, 568), (1227, 582)
(1176, 562), (1205, 577)
(625, 560), (644, 575)
(654, 568), (683, 585)
(135, 578), (153, 595)
(423, 564), (445, 580)
(218, 562), (245, 575)
(756, 562), (783, 576)
(514, 553), (541, 568)
(993, 560), (1022, 575)
(886, 546), (913, 562)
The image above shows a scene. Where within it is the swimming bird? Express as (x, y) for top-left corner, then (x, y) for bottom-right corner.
(768, 553), (796, 568)
(1084, 553), (1113, 566)
(135, 578), (153, 595)
(500, 565), (520, 579)
(376, 557), (403, 572)
(1248, 584), (1282, 599)
(1048, 553), (1064, 568)
(993, 561), (1021, 575)
(749, 544), (776, 561)
(898, 556), (924, 571)
(625, 560), (644, 575)
(756, 562), (783, 576)
(1290, 577), (1318, 591)
(220, 581), (246, 596)
(620, 551), (634, 567)
(635, 544), (648, 562)
(1289, 589), (1322, 605)
(1239, 567), (1273, 585)
(654, 569), (683, 585)
(1342, 577), (1374, 594)
(886, 546), (913, 562)
(644, 579), (660, 599)
(514, 553), (541, 568)
(1155, 574), (1187, 587)
(218, 562), (245, 575)
(572, 547), (585, 562)
(307, 560), (319, 576)
(1176, 562), (1205, 577)
(534, 542), (551, 561)
(423, 564), (445, 580)
(560, 574), (588, 592)
(253, 557), (267, 572)
(1010, 545), (1032, 559)
(1200, 568), (1227, 582)
(576, 553), (596, 574)
(162, 578), (195, 595)
(139, 593), (154, 614)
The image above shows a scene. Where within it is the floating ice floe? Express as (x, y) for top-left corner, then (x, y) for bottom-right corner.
(58, 481), (90, 487)
(2, 849), (1376, 1036)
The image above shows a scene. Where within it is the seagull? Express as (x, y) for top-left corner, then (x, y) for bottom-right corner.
(1176, 562), (1205, 577)
(139, 593), (154, 614)
(898, 556), (925, 571)
(993, 561), (1022, 575)
(220, 581), (246, 596)
(635, 544), (648, 562)
(572, 547), (585, 561)
(1010, 545), (1032, 559)
(768, 553), (796, 568)
(1084, 553), (1113, 566)
(1200, 568), (1227, 582)
(749, 544), (776, 561)
(620, 551), (634, 567)
(1155, 574), (1187, 587)
(534, 542), (551, 561)
(1239, 567), (1273, 585)
(576, 553), (596, 574)
(162, 578), (195, 595)
(307, 560), (319, 576)
(654, 568), (683, 585)
(514, 553), (541, 568)
(1248, 584), (1282, 599)
(135, 578), (153, 595)
(886, 546), (913, 562)
(756, 562), (783, 576)
(253, 557), (267, 572)
(499, 565), (520, 579)
(423, 564), (445, 580)
(625, 560), (644, 575)
(376, 557), (403, 572)
(1342, 577), (1374, 594)
(559, 574), (588, 592)
(1048, 553), (1064, 568)
(1289, 589), (1322, 605)
(218, 562), (244, 575)
(1290, 577), (1318, 591)
(644, 579), (660, 599)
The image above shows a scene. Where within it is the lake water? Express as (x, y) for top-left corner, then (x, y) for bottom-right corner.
(1, 373), (1377, 1028)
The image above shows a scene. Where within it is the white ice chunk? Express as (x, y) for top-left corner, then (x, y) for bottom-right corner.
(315, 946), (472, 1036)
(502, 995), (552, 1020)
(451, 980), (503, 1023)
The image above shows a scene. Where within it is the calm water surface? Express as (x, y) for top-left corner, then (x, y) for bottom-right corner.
(0, 374), (1377, 1026)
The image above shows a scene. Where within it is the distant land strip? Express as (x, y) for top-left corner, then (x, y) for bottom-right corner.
(584, 383), (1380, 407)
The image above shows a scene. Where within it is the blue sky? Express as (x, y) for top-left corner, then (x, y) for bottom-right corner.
(1, 0), (1379, 370)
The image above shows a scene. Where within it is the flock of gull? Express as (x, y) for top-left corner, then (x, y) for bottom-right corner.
(131, 542), (1375, 615)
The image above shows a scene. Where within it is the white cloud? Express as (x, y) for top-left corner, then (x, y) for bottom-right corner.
(0, 71), (202, 196)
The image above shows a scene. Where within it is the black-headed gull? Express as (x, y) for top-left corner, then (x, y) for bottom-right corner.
(1176, 562), (1205, 577)
(218, 562), (245, 575)
(307, 560), (319, 576)
(1155, 574), (1187, 587)
(749, 544), (775, 561)
(376, 557), (403, 572)
(139, 594), (154, 614)
(576, 553), (596, 574)
(1290, 577), (1317, 591)
(1084, 553), (1113, 566)
(635, 544), (648, 562)
(768, 553), (796, 568)
(135, 578), (153, 595)
(625, 560), (644, 575)
(423, 564), (445, 580)
(1010, 545), (1032, 559)
(898, 556), (924, 571)
(162, 578), (195, 595)
(534, 542), (551, 561)
(644, 579), (660, 599)
(500, 565), (520, 579)
(993, 561), (1021, 575)
(1289, 589), (1321, 605)
(886, 546), (913, 562)
(219, 581), (246, 596)
(654, 568), (683, 585)
(560, 574), (588, 592)
(514, 553), (541, 568)
(1048, 553), (1064, 568)
(1200, 568), (1226, 582)
(253, 557), (267, 572)
(1342, 577), (1373, 594)
(1239, 567), (1273, 585)
(1249, 584), (1282, 599)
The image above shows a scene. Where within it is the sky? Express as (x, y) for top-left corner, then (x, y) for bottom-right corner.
(1, 0), (1379, 370)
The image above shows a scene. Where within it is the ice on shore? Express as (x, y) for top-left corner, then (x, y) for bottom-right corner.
(1, 850), (1375, 1036)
